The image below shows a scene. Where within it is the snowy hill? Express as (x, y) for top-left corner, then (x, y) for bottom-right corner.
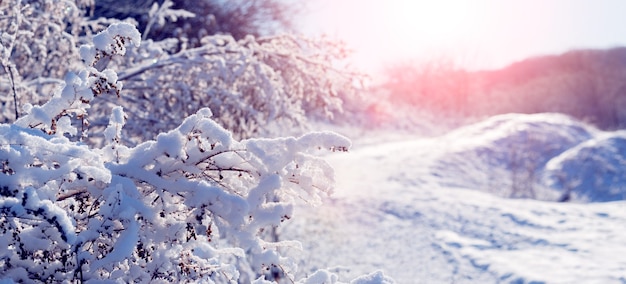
(282, 113), (626, 283)
(433, 113), (595, 201)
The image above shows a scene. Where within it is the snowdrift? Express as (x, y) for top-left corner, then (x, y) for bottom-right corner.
(433, 113), (626, 202)
(543, 132), (626, 202)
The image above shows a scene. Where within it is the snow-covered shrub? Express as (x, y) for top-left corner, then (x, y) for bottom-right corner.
(0, 0), (126, 124)
(92, 30), (361, 142)
(1, 0), (363, 143)
(0, 0), (84, 122)
(0, 22), (359, 283)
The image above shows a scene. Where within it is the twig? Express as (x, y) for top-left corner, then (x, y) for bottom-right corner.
(278, 264), (295, 284)
(7, 65), (19, 120)
(57, 188), (88, 201)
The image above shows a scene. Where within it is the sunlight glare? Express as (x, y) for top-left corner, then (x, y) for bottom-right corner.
(382, 0), (480, 46)
(311, 0), (626, 72)
(316, 0), (488, 72)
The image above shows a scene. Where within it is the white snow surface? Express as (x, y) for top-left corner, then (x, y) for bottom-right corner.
(282, 113), (626, 283)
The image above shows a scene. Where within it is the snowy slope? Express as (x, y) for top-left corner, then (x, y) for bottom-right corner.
(282, 113), (626, 283)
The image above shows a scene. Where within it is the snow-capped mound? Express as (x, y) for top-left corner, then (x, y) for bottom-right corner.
(432, 113), (595, 200)
(543, 131), (626, 202)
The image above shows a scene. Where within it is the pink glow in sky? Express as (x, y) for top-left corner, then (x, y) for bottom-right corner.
(302, 0), (626, 72)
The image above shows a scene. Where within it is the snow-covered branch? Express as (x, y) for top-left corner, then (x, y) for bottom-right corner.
(0, 21), (365, 283)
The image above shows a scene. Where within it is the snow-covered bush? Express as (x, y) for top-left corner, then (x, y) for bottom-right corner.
(97, 31), (360, 142)
(0, 22), (362, 283)
(0, 0), (85, 122)
(0, 0), (132, 125)
(1, 0), (363, 143)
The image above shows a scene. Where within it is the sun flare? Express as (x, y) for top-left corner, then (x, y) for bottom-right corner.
(380, 0), (481, 45)
(318, 0), (489, 71)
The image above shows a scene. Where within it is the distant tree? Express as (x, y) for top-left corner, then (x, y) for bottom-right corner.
(380, 57), (470, 118)
(474, 49), (626, 130)
(559, 49), (626, 129)
(378, 48), (626, 132)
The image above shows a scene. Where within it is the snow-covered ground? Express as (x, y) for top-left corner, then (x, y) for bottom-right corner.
(282, 113), (626, 283)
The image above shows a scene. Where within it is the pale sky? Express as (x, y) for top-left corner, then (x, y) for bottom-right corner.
(302, 0), (626, 72)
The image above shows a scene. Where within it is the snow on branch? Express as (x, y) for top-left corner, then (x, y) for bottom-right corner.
(0, 21), (371, 283)
(14, 23), (140, 138)
(89, 31), (363, 142)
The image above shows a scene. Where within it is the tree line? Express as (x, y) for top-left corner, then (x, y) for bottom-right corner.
(380, 47), (626, 130)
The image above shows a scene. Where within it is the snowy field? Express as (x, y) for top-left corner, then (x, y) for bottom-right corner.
(282, 113), (626, 283)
